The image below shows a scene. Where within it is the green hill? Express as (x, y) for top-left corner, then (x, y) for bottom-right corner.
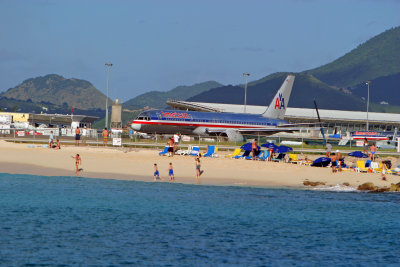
(123, 81), (222, 110)
(189, 26), (400, 112)
(309, 27), (400, 88)
(188, 73), (372, 111)
(0, 74), (110, 110)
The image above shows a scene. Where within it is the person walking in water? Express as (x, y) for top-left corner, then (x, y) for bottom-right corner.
(71, 154), (82, 175)
(168, 162), (175, 182)
(195, 157), (203, 183)
(153, 163), (161, 181)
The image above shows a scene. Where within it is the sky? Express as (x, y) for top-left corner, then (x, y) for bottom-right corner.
(0, 0), (399, 102)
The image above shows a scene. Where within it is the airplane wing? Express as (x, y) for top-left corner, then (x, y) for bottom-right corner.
(205, 126), (323, 136)
(276, 122), (326, 127)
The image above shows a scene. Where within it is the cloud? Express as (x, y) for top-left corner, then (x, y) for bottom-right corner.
(0, 49), (27, 61)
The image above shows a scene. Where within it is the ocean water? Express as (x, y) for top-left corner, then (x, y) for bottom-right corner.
(1, 174), (400, 266)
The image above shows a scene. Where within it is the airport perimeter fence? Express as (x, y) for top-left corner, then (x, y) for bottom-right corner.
(1, 128), (399, 155)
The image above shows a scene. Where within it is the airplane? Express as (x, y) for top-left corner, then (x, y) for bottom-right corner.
(131, 75), (311, 141)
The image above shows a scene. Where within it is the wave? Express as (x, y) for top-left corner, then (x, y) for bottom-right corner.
(311, 184), (358, 192)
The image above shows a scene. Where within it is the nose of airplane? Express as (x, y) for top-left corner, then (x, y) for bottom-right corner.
(131, 123), (141, 131)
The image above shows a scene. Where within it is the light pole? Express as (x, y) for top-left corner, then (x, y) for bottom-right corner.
(365, 81), (370, 131)
(105, 62), (113, 128)
(243, 72), (250, 113)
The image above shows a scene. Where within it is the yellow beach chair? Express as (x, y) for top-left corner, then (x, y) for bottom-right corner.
(288, 154), (302, 164)
(225, 148), (241, 158)
(356, 161), (369, 173)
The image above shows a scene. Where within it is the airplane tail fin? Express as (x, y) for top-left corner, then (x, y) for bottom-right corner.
(262, 75), (295, 119)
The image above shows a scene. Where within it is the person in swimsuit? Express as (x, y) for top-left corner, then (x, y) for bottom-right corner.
(370, 143), (377, 161)
(75, 127), (81, 146)
(54, 139), (61, 150)
(48, 131), (54, 149)
(71, 154), (82, 175)
(167, 137), (174, 157)
(336, 150), (342, 172)
(153, 163), (161, 181)
(195, 157), (203, 183)
(102, 128), (109, 146)
(331, 153), (337, 173)
(251, 139), (258, 160)
(363, 138), (369, 154)
(169, 162), (174, 182)
(381, 161), (387, 181)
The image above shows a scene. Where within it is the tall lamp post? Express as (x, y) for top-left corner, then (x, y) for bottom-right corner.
(105, 62), (113, 128)
(365, 81), (371, 131)
(243, 72), (250, 113)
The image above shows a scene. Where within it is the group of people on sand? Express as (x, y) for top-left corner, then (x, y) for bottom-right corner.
(326, 140), (389, 181)
(74, 126), (88, 146)
(153, 156), (203, 183)
(166, 133), (181, 157)
(48, 131), (61, 150)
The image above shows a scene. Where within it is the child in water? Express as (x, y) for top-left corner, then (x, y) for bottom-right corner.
(169, 162), (175, 182)
(71, 154), (82, 175)
(154, 163), (161, 181)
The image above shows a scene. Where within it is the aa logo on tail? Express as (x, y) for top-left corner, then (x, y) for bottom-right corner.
(274, 93), (285, 110)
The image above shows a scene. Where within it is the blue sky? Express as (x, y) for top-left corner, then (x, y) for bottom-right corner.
(0, 0), (399, 102)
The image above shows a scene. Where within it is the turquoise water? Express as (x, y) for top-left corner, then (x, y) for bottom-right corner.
(1, 173), (399, 266)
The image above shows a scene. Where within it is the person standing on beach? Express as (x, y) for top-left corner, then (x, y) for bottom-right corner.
(331, 153), (337, 173)
(102, 128), (109, 146)
(336, 150), (342, 172)
(370, 143), (377, 161)
(48, 131), (54, 148)
(252, 139), (258, 160)
(153, 163), (161, 181)
(381, 161), (387, 181)
(168, 137), (174, 157)
(195, 157), (203, 183)
(75, 127), (81, 146)
(173, 133), (180, 155)
(326, 142), (332, 157)
(169, 162), (175, 182)
(363, 138), (369, 154)
(81, 126), (87, 145)
(72, 154), (82, 175)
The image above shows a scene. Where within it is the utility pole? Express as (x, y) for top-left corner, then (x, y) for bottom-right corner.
(365, 81), (370, 131)
(243, 72), (250, 113)
(105, 62), (113, 128)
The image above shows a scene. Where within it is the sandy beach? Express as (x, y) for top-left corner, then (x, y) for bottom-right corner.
(0, 140), (399, 188)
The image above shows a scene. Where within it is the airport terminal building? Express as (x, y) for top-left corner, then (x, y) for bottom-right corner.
(166, 100), (400, 136)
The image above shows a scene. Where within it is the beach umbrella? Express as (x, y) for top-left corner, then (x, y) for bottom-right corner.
(311, 157), (331, 167)
(261, 143), (278, 149)
(348, 151), (368, 158)
(276, 145), (293, 153)
(240, 143), (260, 151)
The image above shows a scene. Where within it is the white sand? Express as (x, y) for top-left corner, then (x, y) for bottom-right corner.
(0, 140), (399, 188)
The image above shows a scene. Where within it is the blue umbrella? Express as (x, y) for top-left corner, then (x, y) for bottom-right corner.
(348, 151), (368, 158)
(276, 145), (293, 153)
(261, 143), (278, 149)
(240, 143), (260, 151)
(311, 157), (331, 167)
